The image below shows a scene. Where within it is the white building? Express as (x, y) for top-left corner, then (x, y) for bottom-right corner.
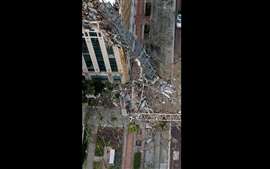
(82, 21), (130, 83)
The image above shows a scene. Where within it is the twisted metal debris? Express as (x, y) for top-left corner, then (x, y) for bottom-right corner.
(82, 0), (181, 123)
(83, 0), (157, 80)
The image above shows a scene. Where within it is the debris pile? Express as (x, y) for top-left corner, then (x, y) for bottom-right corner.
(82, 0), (157, 81)
(159, 80), (176, 100)
(82, 0), (181, 123)
(126, 60), (179, 122)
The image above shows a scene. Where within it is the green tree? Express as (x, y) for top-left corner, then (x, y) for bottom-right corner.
(93, 161), (102, 169)
(128, 122), (140, 133)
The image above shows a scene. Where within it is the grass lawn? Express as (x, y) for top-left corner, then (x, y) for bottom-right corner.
(93, 161), (102, 169)
(95, 136), (106, 156)
(133, 152), (141, 169)
(82, 125), (91, 164)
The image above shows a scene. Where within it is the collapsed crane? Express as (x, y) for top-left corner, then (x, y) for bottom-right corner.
(83, 0), (157, 80)
(82, 0), (181, 123)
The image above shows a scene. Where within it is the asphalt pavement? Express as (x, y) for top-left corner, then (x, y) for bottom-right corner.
(170, 0), (181, 169)
(174, 0), (181, 63)
(170, 126), (181, 169)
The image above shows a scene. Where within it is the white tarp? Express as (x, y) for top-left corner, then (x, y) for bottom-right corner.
(109, 149), (115, 164)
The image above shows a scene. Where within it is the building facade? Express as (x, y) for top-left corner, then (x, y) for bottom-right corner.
(122, 0), (176, 79)
(135, 0), (152, 43)
(119, 0), (153, 45)
(119, 0), (136, 36)
(82, 21), (129, 83)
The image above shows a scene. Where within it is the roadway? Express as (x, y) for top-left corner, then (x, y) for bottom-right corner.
(174, 0), (181, 63)
(170, 125), (181, 169)
(170, 0), (181, 168)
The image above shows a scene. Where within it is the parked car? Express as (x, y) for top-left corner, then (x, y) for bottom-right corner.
(176, 13), (181, 28)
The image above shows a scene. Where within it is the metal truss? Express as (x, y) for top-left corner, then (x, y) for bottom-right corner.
(132, 112), (181, 122)
(85, 1), (158, 81)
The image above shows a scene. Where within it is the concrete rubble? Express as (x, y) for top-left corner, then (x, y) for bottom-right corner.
(82, 0), (180, 124)
(125, 59), (179, 123)
(159, 80), (176, 99)
(83, 0), (157, 81)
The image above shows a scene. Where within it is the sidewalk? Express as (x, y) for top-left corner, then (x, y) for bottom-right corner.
(139, 123), (146, 169)
(122, 129), (135, 169)
(85, 111), (97, 169)
(121, 119), (128, 169)
(153, 132), (161, 169)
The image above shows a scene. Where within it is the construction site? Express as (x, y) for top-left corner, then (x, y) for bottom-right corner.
(82, 0), (181, 169)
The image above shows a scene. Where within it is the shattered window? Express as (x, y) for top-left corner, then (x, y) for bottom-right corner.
(89, 32), (97, 36)
(82, 38), (89, 53)
(144, 24), (150, 39)
(82, 38), (94, 71)
(91, 38), (106, 71)
(109, 58), (118, 72)
(107, 46), (114, 55)
(83, 53), (94, 71)
(91, 75), (108, 81)
(113, 75), (121, 82)
(145, 2), (151, 16)
(144, 24), (150, 34)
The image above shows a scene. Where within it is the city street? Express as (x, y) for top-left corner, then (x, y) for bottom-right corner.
(84, 107), (97, 169)
(175, 0), (181, 109)
(171, 0), (181, 92)
(170, 0), (181, 169)
(170, 125), (181, 169)
(174, 0), (181, 62)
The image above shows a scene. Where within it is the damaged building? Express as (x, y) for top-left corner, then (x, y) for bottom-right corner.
(82, 21), (130, 84)
(119, 0), (176, 80)
(82, 0), (180, 121)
